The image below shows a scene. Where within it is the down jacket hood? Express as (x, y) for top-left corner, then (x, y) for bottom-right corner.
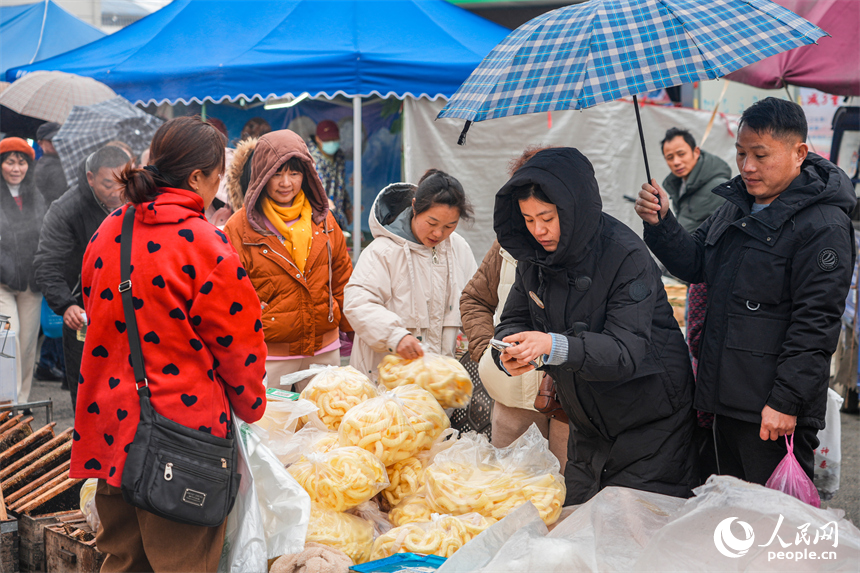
(226, 137), (257, 213)
(369, 182), (419, 243)
(243, 130), (329, 233)
(495, 147), (602, 267)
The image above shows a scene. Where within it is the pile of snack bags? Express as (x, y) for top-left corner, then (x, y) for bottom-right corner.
(261, 356), (566, 565)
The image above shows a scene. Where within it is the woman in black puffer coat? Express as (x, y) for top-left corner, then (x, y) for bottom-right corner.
(0, 137), (46, 403)
(493, 147), (697, 505)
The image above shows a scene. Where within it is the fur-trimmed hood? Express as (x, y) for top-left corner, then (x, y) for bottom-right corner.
(243, 130), (329, 234)
(226, 137), (257, 213)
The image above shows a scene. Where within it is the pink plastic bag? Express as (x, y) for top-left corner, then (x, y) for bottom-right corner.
(765, 433), (821, 507)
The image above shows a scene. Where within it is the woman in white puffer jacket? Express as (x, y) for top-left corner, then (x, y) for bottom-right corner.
(344, 170), (477, 381)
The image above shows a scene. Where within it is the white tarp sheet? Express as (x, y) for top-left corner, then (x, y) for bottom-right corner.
(436, 476), (860, 573)
(404, 98), (740, 260)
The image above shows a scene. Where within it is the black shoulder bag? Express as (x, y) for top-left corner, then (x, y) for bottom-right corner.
(118, 205), (240, 527)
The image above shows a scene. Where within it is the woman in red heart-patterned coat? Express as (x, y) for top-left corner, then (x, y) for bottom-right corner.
(71, 116), (267, 573)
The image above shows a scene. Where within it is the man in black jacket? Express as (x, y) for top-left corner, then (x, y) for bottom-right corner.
(34, 122), (67, 205)
(635, 97), (856, 484)
(494, 147), (697, 505)
(660, 127), (731, 234)
(33, 122), (68, 381)
(34, 145), (129, 407)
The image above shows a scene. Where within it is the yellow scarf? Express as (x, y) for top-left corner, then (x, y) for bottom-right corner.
(261, 191), (313, 272)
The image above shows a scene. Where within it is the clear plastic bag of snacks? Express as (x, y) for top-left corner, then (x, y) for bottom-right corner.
(338, 392), (419, 466)
(279, 421), (340, 466)
(347, 499), (392, 536)
(378, 352), (473, 409)
(255, 396), (319, 461)
(390, 385), (451, 452)
(370, 512), (494, 560)
(383, 456), (425, 508)
(306, 504), (373, 565)
(388, 490), (434, 527)
(287, 446), (388, 511)
(299, 366), (378, 431)
(382, 428), (457, 508)
(424, 425), (565, 525)
(79, 478), (100, 531)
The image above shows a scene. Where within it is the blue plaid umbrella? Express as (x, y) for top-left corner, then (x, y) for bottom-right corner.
(440, 0), (825, 124)
(438, 0), (826, 212)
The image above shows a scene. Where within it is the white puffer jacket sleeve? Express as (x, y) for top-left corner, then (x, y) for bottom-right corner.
(343, 241), (412, 357)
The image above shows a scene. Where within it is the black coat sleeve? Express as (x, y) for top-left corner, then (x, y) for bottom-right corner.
(34, 202), (79, 315)
(643, 209), (713, 284)
(495, 264), (534, 339)
(562, 251), (665, 382)
(768, 223), (854, 416)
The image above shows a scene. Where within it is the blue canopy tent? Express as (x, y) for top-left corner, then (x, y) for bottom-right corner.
(7, 0), (509, 257)
(0, 1), (104, 80)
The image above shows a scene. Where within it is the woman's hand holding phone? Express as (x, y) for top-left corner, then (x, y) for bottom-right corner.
(496, 332), (552, 375)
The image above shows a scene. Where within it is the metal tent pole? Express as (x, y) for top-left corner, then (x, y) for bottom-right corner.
(352, 96), (362, 262)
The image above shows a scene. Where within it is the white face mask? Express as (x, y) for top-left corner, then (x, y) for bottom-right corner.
(321, 140), (340, 155)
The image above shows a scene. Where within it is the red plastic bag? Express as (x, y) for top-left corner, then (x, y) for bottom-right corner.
(765, 433), (821, 507)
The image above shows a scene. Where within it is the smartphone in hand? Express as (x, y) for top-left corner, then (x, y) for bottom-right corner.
(490, 338), (540, 368)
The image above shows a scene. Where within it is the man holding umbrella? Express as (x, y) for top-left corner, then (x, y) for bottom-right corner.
(33, 145), (129, 408)
(635, 98), (855, 484)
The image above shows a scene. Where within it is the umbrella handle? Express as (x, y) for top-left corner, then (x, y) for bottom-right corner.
(458, 121), (472, 146)
(632, 95), (661, 223)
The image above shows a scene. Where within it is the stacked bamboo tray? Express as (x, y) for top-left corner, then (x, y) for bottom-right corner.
(0, 409), (83, 572)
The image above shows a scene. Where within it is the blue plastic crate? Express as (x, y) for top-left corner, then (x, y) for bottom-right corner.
(350, 553), (447, 572)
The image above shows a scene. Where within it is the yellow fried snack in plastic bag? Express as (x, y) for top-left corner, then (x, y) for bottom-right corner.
(256, 398), (318, 452)
(279, 422), (341, 466)
(347, 499), (392, 536)
(338, 393), (419, 466)
(380, 428), (456, 508)
(306, 505), (373, 564)
(79, 478), (99, 531)
(287, 446), (388, 511)
(300, 366), (378, 431)
(426, 465), (564, 524)
(378, 353), (473, 409)
(390, 385), (450, 452)
(423, 425), (566, 525)
(370, 513), (493, 560)
(388, 491), (433, 526)
(383, 457), (425, 508)
(311, 432), (340, 455)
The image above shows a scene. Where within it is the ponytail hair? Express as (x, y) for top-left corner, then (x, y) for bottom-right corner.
(119, 116), (226, 204)
(413, 169), (473, 221)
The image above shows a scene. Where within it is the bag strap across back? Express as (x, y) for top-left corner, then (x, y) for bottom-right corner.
(117, 204), (232, 438)
(119, 205), (149, 392)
